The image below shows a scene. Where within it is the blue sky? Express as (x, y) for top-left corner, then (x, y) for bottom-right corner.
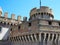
(0, 0), (60, 20)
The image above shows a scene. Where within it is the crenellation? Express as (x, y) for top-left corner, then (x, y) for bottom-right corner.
(17, 16), (21, 21)
(11, 14), (15, 20)
(23, 17), (27, 21)
(0, 5), (60, 45)
(4, 12), (8, 18)
(0, 12), (22, 26)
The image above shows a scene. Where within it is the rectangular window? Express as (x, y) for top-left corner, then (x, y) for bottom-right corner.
(18, 26), (20, 29)
(0, 28), (1, 32)
(59, 23), (60, 26)
(29, 23), (31, 27)
(48, 21), (52, 25)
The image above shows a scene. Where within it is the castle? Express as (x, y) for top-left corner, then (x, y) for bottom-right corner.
(0, 3), (60, 45)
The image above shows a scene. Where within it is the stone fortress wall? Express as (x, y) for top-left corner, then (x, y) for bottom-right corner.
(0, 8), (21, 25)
(0, 6), (60, 45)
(9, 6), (60, 45)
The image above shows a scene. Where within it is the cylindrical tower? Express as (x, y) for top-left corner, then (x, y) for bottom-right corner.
(0, 7), (2, 17)
(30, 6), (54, 20)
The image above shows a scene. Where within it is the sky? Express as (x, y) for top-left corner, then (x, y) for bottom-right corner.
(0, 0), (60, 20)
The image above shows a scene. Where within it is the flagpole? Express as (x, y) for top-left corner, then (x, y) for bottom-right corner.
(40, 0), (41, 8)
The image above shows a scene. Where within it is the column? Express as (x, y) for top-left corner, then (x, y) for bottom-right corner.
(55, 34), (58, 45)
(22, 36), (25, 42)
(31, 34), (34, 42)
(21, 36), (23, 42)
(25, 36), (28, 42)
(48, 33), (50, 41)
(43, 33), (46, 45)
(43, 33), (46, 41)
(47, 33), (51, 45)
(39, 33), (44, 45)
(58, 34), (60, 45)
(51, 34), (54, 41)
(23, 36), (26, 45)
(19, 36), (21, 42)
(34, 34), (37, 41)
(28, 35), (31, 42)
(11, 37), (13, 42)
(39, 33), (41, 41)
(55, 34), (58, 42)
(51, 34), (54, 45)
(39, 33), (41, 45)
(25, 35), (28, 42)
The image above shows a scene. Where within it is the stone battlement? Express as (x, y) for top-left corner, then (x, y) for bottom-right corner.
(0, 14), (22, 26)
(0, 7), (28, 26)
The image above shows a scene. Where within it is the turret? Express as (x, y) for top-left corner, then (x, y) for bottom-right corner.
(30, 6), (54, 20)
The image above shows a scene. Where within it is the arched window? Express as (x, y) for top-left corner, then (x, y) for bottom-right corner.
(50, 34), (52, 41)
(0, 27), (2, 32)
(32, 34), (35, 41)
(4, 22), (6, 25)
(41, 33), (44, 41)
(18, 25), (20, 30)
(41, 13), (43, 18)
(10, 28), (12, 31)
(45, 33), (48, 41)
(29, 23), (31, 27)
(36, 33), (39, 40)
(48, 21), (52, 25)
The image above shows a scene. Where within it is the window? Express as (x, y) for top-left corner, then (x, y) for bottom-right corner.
(23, 36), (26, 41)
(18, 25), (20, 30)
(41, 33), (44, 40)
(29, 35), (32, 41)
(38, 13), (40, 15)
(34, 14), (36, 17)
(45, 34), (48, 41)
(29, 23), (31, 27)
(50, 34), (52, 41)
(45, 33), (48, 44)
(59, 23), (60, 26)
(32, 34), (35, 41)
(53, 34), (56, 41)
(48, 21), (52, 25)
(41, 13), (43, 18)
(7, 23), (9, 25)
(4, 22), (6, 25)
(36, 33), (39, 40)
(26, 35), (29, 41)
(0, 27), (2, 32)
(11, 23), (13, 26)
(10, 28), (12, 31)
